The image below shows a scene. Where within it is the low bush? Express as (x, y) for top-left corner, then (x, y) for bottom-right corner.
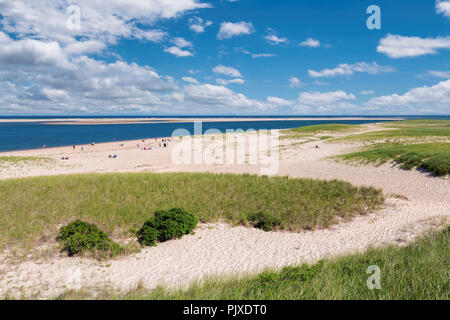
(57, 220), (123, 257)
(249, 212), (282, 231)
(137, 208), (197, 246)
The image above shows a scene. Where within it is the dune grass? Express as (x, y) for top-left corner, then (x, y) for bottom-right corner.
(339, 143), (450, 176)
(58, 226), (449, 300)
(0, 156), (53, 166)
(0, 172), (383, 253)
(333, 121), (450, 176)
(282, 124), (360, 140)
(335, 120), (450, 143)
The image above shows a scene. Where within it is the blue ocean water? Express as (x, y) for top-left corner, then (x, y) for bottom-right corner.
(0, 116), (448, 153)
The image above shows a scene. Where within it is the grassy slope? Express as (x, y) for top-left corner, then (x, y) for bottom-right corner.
(337, 120), (450, 176)
(0, 172), (383, 252)
(282, 124), (360, 140)
(59, 226), (449, 300)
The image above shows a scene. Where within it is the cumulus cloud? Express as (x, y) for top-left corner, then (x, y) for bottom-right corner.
(436, 1), (450, 18)
(217, 21), (254, 39)
(171, 37), (193, 48)
(216, 78), (245, 85)
(183, 84), (266, 110)
(298, 90), (356, 106)
(300, 38), (320, 48)
(212, 65), (242, 78)
(164, 46), (194, 57)
(289, 77), (303, 88)
(365, 79), (450, 113)
(265, 35), (288, 45)
(308, 62), (395, 78)
(266, 96), (293, 106)
(377, 34), (450, 58)
(182, 76), (199, 84)
(0, 32), (72, 69)
(189, 17), (213, 33)
(427, 70), (450, 78)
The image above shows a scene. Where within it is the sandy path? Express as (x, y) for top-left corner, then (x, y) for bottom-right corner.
(0, 124), (448, 299)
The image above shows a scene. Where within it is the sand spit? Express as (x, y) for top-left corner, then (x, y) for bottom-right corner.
(0, 123), (448, 299)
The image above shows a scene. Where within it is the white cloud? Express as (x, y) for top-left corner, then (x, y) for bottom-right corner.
(365, 79), (450, 113)
(436, 1), (450, 18)
(308, 62), (395, 78)
(216, 78), (245, 85)
(188, 17), (213, 33)
(297, 90), (356, 106)
(360, 90), (375, 95)
(427, 70), (450, 78)
(217, 21), (254, 40)
(64, 40), (106, 55)
(164, 46), (193, 57)
(267, 96), (293, 106)
(377, 34), (450, 58)
(300, 38), (320, 48)
(265, 34), (288, 45)
(0, 0), (211, 46)
(212, 65), (242, 77)
(289, 77), (303, 88)
(171, 37), (193, 48)
(182, 76), (199, 84)
(251, 53), (276, 58)
(183, 84), (266, 110)
(0, 32), (72, 69)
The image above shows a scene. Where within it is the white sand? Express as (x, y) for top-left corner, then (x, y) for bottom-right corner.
(0, 123), (448, 299)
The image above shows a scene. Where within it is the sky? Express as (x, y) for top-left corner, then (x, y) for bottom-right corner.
(0, 0), (449, 115)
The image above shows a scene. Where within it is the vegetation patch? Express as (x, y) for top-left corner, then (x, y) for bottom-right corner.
(339, 143), (449, 176)
(0, 172), (384, 253)
(282, 124), (360, 140)
(57, 220), (123, 258)
(74, 226), (448, 300)
(249, 212), (282, 231)
(137, 208), (197, 246)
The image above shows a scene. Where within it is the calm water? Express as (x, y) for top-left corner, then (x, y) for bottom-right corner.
(0, 116), (448, 153)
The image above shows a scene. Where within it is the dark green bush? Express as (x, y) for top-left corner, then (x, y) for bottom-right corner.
(249, 212), (282, 231)
(57, 220), (123, 257)
(137, 208), (197, 246)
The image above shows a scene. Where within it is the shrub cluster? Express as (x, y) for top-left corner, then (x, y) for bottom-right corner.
(249, 212), (282, 231)
(137, 208), (197, 246)
(57, 220), (123, 257)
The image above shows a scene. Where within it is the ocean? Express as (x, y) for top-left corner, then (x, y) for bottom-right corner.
(0, 116), (448, 153)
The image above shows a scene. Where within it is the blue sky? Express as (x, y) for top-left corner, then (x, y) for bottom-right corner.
(0, 0), (449, 115)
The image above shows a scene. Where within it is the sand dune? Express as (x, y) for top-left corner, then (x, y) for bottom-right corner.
(0, 123), (448, 299)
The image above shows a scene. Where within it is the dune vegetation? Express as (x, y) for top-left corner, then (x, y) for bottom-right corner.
(334, 120), (450, 176)
(57, 226), (449, 300)
(282, 124), (360, 140)
(0, 172), (384, 254)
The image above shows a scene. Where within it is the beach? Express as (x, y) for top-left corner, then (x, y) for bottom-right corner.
(0, 122), (448, 298)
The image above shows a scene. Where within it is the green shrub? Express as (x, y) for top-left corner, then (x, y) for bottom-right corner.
(57, 220), (123, 257)
(249, 212), (282, 231)
(137, 208), (197, 246)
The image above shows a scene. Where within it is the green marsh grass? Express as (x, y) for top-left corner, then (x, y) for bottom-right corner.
(58, 226), (450, 300)
(0, 172), (383, 253)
